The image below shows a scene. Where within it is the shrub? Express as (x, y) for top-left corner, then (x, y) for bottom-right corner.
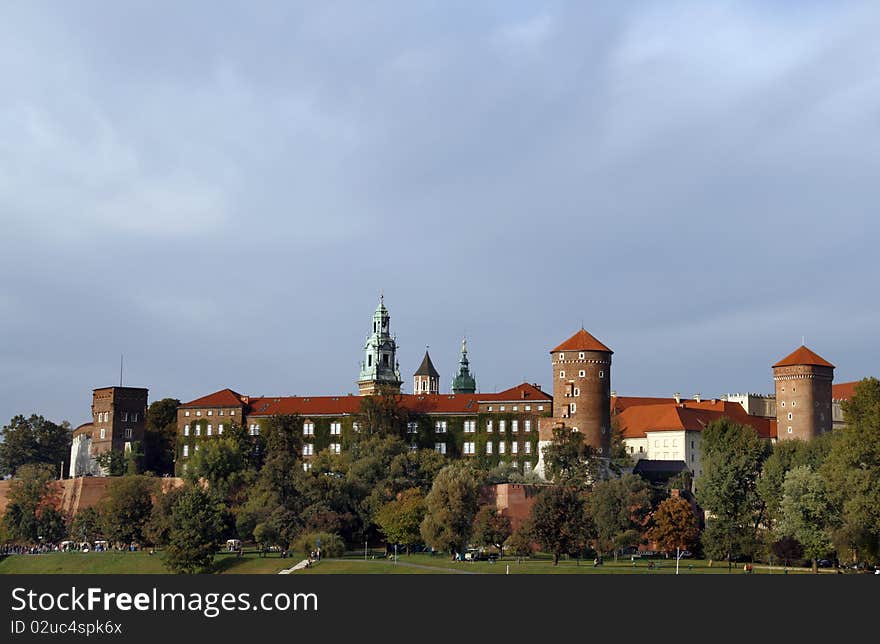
(294, 532), (345, 558)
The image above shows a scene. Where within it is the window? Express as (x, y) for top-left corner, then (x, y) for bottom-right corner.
(206, 424), (212, 436)
(524, 420), (531, 432)
(512, 406), (518, 411)
(407, 422), (418, 434)
(303, 422), (315, 436)
(663, 438), (668, 447)
(573, 388), (580, 396)
(302, 463), (312, 472)
(579, 352), (584, 359)
(538, 405), (544, 411)
(183, 445), (189, 457)
(487, 406), (493, 411)
(207, 410), (213, 416)
(124, 428), (132, 439)
(353, 422), (360, 432)
(330, 443), (341, 454)
(781, 401), (785, 407)
(499, 405), (506, 412)
(195, 425), (201, 437)
(559, 371), (565, 379)
(525, 405), (531, 411)
(601, 426), (606, 434)
(229, 410), (235, 416)
(791, 401), (796, 407)
(122, 412), (128, 421)
(512, 442), (518, 454)
(330, 422), (342, 435)
(499, 442), (506, 454)
(434, 442), (447, 455)
(409, 444), (418, 452)
(486, 443), (493, 455)
(654, 440), (659, 447)
(486, 420), (493, 433)
(579, 370), (586, 378)
(218, 410), (224, 416)
(511, 420), (518, 433)
(672, 438), (677, 447)
(570, 403), (576, 414)
(463, 442), (475, 455)
(499, 420), (506, 433)
(184, 425), (190, 436)
(196, 411), (202, 417)
(559, 353), (565, 361)
(788, 413), (793, 420)
(218, 424), (224, 435)
(435, 420), (447, 433)
(303, 444), (314, 456)
(787, 426), (793, 434)
(524, 442), (531, 454)
(185, 411), (190, 417)
(464, 420), (476, 433)
(599, 371), (604, 379)
(249, 424), (256, 436)
(691, 440), (694, 449)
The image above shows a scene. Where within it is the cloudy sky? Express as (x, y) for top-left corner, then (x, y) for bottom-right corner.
(1, 1), (878, 426)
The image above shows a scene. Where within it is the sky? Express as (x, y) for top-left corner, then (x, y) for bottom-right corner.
(1, 1), (878, 427)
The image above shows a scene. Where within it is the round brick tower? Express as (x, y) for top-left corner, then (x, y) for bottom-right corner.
(772, 345), (834, 441)
(547, 327), (613, 454)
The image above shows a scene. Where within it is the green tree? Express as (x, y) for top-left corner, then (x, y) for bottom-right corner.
(95, 450), (127, 477)
(164, 485), (225, 573)
(1, 464), (58, 543)
(294, 532), (345, 558)
(70, 506), (103, 544)
(541, 426), (598, 486)
(420, 463), (483, 554)
(143, 398), (180, 476)
(757, 436), (831, 529)
(37, 506), (67, 544)
(646, 496), (700, 554)
(822, 377), (880, 565)
(187, 438), (245, 503)
(99, 476), (155, 545)
(0, 415), (71, 477)
(505, 527), (534, 561)
(471, 505), (513, 559)
(589, 473), (652, 559)
(777, 465), (833, 572)
(375, 488), (426, 554)
(355, 386), (410, 437)
(144, 487), (183, 547)
(609, 420), (633, 472)
(696, 418), (769, 567)
(528, 485), (591, 565)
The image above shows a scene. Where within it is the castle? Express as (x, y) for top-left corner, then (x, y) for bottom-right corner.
(68, 296), (863, 480)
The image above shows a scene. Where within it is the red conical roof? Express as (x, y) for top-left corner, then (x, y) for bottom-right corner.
(772, 345), (834, 369)
(551, 328), (612, 354)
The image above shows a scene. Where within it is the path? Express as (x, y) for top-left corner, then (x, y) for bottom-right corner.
(278, 559), (312, 574)
(306, 558), (485, 574)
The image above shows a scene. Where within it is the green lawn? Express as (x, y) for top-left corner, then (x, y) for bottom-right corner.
(0, 550), (830, 575)
(0, 550), (295, 575)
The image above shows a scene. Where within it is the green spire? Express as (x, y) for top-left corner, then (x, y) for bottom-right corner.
(451, 338), (476, 394)
(357, 293), (402, 395)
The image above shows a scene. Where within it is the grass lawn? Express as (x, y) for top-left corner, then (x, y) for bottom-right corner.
(295, 553), (829, 575)
(0, 550), (296, 575)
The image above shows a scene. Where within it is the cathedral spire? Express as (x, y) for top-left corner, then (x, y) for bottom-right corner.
(357, 295), (402, 395)
(452, 337), (477, 394)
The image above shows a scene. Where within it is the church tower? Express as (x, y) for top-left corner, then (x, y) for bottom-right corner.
(357, 295), (402, 395)
(451, 338), (477, 394)
(773, 345), (834, 440)
(413, 349), (440, 395)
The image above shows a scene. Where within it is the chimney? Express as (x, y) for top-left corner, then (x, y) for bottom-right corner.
(673, 392), (681, 404)
(694, 393), (701, 403)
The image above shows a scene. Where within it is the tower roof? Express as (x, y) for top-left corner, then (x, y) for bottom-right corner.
(772, 345), (834, 369)
(414, 350), (440, 378)
(551, 328), (612, 354)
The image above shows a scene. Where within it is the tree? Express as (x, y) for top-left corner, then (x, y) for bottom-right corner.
(528, 485), (591, 565)
(822, 378), (880, 565)
(696, 418), (770, 567)
(164, 485), (225, 573)
(36, 506), (67, 544)
(187, 438), (245, 503)
(589, 473), (652, 559)
(420, 463), (483, 554)
(70, 507), (103, 544)
(505, 527), (534, 561)
(541, 425), (598, 486)
(757, 436), (830, 529)
(0, 415), (71, 477)
(777, 465), (833, 572)
(609, 419), (633, 472)
(95, 450), (127, 477)
(99, 476), (155, 545)
(376, 488), (426, 554)
(471, 505), (512, 559)
(143, 398), (180, 476)
(1, 463), (59, 543)
(646, 496), (700, 554)
(144, 487), (183, 547)
(356, 386), (410, 437)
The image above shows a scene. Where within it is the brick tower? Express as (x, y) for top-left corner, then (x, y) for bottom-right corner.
(535, 328), (613, 479)
(772, 345), (834, 441)
(413, 349), (440, 394)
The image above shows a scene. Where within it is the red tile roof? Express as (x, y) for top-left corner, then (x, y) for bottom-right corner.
(772, 345), (834, 369)
(476, 383), (552, 402)
(551, 328), (612, 354)
(616, 401), (773, 440)
(832, 381), (860, 401)
(181, 388), (247, 408)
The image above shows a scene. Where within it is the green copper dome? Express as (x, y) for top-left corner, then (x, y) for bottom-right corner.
(451, 338), (477, 394)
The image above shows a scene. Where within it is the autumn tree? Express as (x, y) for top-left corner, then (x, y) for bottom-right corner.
(646, 496), (700, 554)
(471, 505), (513, 559)
(0, 463), (59, 543)
(375, 488), (426, 554)
(528, 485), (591, 565)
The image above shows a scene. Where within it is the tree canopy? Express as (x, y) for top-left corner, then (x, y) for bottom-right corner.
(0, 415), (71, 477)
